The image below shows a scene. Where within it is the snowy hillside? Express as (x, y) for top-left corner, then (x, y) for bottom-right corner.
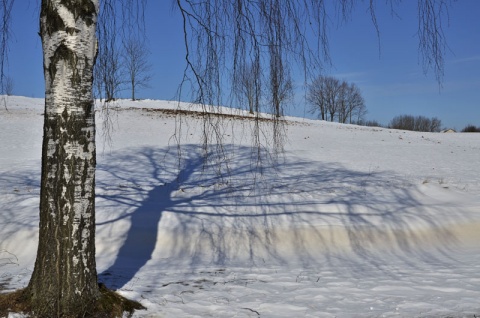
(1, 96), (479, 317)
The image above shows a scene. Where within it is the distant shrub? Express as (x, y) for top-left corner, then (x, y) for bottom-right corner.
(353, 120), (383, 128)
(364, 120), (383, 128)
(461, 125), (480, 133)
(389, 115), (441, 132)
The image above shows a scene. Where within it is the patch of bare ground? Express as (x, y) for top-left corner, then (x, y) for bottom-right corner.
(0, 284), (145, 318)
(126, 106), (290, 123)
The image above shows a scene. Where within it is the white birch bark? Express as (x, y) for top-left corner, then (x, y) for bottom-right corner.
(27, 1), (100, 315)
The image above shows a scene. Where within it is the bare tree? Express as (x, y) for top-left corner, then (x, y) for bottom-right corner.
(95, 2), (125, 102)
(95, 41), (124, 102)
(123, 37), (152, 101)
(309, 75), (366, 124)
(323, 76), (341, 122)
(337, 81), (349, 123)
(343, 83), (366, 124)
(353, 98), (368, 124)
(234, 62), (262, 115)
(4, 74), (12, 95)
(0, 1), (144, 316)
(430, 117), (442, 132)
(269, 53), (293, 118)
(265, 3), (294, 118)
(0, 0), (13, 97)
(308, 75), (328, 120)
(25, 2), (100, 315)
(309, 75), (341, 122)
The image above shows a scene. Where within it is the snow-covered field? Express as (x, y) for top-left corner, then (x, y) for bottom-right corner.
(1, 96), (479, 317)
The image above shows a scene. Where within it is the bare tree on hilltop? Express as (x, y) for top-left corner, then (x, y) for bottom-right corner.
(123, 37), (152, 101)
(308, 75), (366, 124)
(234, 62), (262, 115)
(0, 0), (455, 316)
(95, 1), (125, 102)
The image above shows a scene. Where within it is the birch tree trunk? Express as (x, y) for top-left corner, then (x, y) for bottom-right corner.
(26, 0), (99, 316)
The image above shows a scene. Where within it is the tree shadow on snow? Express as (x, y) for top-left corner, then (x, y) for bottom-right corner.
(93, 145), (471, 290)
(96, 147), (206, 289)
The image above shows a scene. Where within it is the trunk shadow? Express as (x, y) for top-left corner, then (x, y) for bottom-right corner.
(98, 148), (205, 290)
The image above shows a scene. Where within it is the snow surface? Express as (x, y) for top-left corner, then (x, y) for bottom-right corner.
(1, 96), (479, 317)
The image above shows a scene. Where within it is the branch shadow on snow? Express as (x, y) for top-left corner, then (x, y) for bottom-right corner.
(0, 167), (40, 259)
(94, 145), (468, 290)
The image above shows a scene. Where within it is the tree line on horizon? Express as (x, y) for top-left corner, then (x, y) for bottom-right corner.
(306, 76), (479, 133)
(352, 114), (478, 133)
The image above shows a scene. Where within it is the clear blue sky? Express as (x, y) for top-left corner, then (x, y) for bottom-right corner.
(6, 1), (480, 130)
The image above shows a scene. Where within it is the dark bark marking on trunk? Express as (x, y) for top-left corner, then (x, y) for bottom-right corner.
(41, 2), (65, 36)
(48, 43), (82, 85)
(59, 0), (96, 26)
